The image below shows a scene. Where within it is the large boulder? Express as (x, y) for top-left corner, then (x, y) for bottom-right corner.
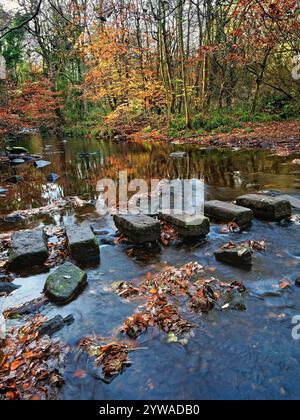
(66, 224), (100, 265)
(44, 262), (87, 304)
(113, 214), (161, 243)
(204, 200), (253, 226)
(8, 229), (48, 272)
(236, 194), (292, 220)
(159, 211), (210, 238)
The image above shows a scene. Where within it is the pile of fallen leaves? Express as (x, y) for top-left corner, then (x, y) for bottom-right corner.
(116, 262), (247, 340)
(0, 315), (65, 400)
(44, 226), (68, 268)
(79, 337), (135, 383)
(160, 221), (179, 246)
(220, 240), (266, 252)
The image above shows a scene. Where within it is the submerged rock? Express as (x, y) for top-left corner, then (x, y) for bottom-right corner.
(224, 289), (246, 311)
(8, 229), (49, 273)
(38, 314), (75, 337)
(215, 244), (252, 267)
(6, 175), (23, 184)
(44, 262), (87, 303)
(66, 224), (100, 265)
(47, 173), (60, 183)
(205, 200), (253, 226)
(159, 212), (210, 238)
(113, 214), (161, 243)
(0, 282), (20, 296)
(236, 194), (292, 220)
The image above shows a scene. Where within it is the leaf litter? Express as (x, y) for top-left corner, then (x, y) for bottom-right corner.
(0, 315), (66, 400)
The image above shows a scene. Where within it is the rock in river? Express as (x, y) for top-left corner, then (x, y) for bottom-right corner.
(0, 282), (20, 296)
(6, 175), (23, 184)
(236, 194), (292, 220)
(215, 243), (252, 267)
(113, 214), (161, 243)
(159, 211), (210, 238)
(8, 229), (49, 273)
(11, 158), (26, 166)
(205, 200), (253, 226)
(7, 146), (29, 155)
(47, 173), (60, 183)
(44, 262), (87, 303)
(66, 224), (100, 265)
(38, 314), (75, 337)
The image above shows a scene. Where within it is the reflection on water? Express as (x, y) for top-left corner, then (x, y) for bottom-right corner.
(1, 134), (300, 400)
(1, 134), (300, 215)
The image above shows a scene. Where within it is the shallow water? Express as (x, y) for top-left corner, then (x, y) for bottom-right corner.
(1, 134), (300, 400)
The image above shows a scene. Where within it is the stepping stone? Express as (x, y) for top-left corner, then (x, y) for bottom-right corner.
(66, 224), (100, 265)
(113, 214), (161, 243)
(215, 244), (252, 267)
(236, 194), (292, 220)
(44, 262), (87, 303)
(8, 229), (48, 272)
(0, 188), (8, 195)
(159, 211), (210, 238)
(204, 200), (253, 226)
(277, 195), (300, 210)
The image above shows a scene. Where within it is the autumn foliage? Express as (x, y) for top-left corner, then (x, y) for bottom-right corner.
(0, 78), (62, 135)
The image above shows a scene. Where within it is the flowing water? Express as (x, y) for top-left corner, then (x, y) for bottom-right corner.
(1, 134), (300, 400)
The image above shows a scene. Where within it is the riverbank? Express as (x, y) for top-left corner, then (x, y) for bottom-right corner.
(132, 120), (300, 155)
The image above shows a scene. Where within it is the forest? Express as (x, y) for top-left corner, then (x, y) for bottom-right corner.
(0, 0), (299, 140)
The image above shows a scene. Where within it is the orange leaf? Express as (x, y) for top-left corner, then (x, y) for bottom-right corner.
(10, 359), (23, 371)
(279, 281), (291, 289)
(73, 369), (87, 379)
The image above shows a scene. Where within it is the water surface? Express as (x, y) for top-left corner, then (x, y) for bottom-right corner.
(1, 134), (300, 400)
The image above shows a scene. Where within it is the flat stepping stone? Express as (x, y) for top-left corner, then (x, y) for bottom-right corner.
(8, 229), (48, 272)
(215, 244), (252, 267)
(236, 194), (292, 220)
(113, 214), (161, 243)
(66, 224), (100, 265)
(159, 212), (210, 238)
(44, 262), (87, 303)
(277, 195), (300, 210)
(204, 200), (253, 226)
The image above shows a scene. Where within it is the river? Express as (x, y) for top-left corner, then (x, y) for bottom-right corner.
(1, 134), (300, 400)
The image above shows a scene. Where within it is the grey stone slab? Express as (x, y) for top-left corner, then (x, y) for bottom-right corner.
(8, 229), (48, 272)
(113, 214), (161, 243)
(204, 200), (253, 226)
(236, 194), (292, 220)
